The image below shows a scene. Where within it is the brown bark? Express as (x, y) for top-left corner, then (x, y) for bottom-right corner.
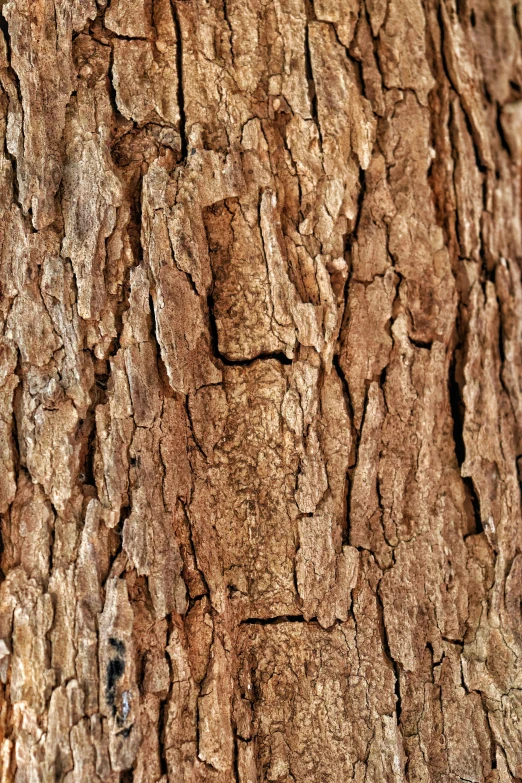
(1, 0), (522, 780)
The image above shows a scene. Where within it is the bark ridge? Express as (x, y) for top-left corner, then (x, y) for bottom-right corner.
(1, 0), (522, 781)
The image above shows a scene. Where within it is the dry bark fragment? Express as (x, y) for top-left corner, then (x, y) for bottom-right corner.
(1, 0), (522, 780)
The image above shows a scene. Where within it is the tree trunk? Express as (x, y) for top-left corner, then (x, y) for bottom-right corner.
(1, 0), (522, 780)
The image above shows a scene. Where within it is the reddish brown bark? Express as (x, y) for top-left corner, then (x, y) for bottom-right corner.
(1, 1), (522, 781)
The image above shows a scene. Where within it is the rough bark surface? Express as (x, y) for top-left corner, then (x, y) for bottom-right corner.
(1, 0), (522, 781)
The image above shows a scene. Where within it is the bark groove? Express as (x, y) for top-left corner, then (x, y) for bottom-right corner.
(1, 0), (522, 781)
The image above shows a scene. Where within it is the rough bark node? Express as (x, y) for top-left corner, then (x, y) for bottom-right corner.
(0, 0), (522, 781)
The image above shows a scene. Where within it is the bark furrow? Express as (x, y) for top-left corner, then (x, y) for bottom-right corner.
(1, 1), (522, 781)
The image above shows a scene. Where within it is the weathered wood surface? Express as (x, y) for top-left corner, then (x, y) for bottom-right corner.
(1, 0), (522, 780)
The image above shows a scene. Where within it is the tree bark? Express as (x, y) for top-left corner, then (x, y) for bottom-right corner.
(1, 0), (522, 780)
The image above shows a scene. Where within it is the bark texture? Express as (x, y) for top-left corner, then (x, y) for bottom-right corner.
(1, 0), (522, 781)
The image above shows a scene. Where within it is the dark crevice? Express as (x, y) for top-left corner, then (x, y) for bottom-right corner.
(9, 350), (22, 479)
(0, 6), (13, 61)
(449, 336), (486, 537)
(332, 355), (357, 546)
(128, 170), (144, 265)
(375, 471), (396, 555)
(101, 505), (131, 589)
(346, 167), (367, 251)
(379, 362), (388, 390)
(183, 395), (206, 460)
(303, 25), (323, 154)
(106, 646), (126, 718)
(103, 180), (144, 375)
(514, 1), (522, 38)
(462, 476), (483, 535)
(441, 636), (463, 646)
(80, 170), (145, 509)
(106, 37), (129, 127)
(109, 636), (125, 655)
(206, 293), (292, 367)
(437, 4), (489, 176)
(148, 294), (171, 390)
(376, 587), (402, 723)
(180, 501), (211, 598)
(222, 0), (233, 69)
(232, 729), (240, 783)
(78, 410), (97, 489)
(221, 350), (293, 367)
(449, 354), (465, 467)
(336, 160), (368, 530)
(0, 9), (23, 209)
(170, 1), (188, 161)
(447, 100), (467, 257)
(495, 291), (516, 422)
(409, 337), (433, 350)
(206, 292), (223, 362)
(104, 31), (150, 42)
(333, 351), (355, 429)
(158, 652), (171, 777)
(240, 615), (307, 625)
(496, 103), (514, 161)
(240, 613), (346, 628)
(341, 40), (365, 102)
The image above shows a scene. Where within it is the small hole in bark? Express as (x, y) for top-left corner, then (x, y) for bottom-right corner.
(117, 726), (133, 738)
(109, 637), (125, 655)
(107, 657), (124, 688)
(106, 641), (126, 716)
